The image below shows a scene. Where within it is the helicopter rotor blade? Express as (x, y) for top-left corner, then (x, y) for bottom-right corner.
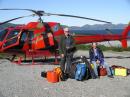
(45, 13), (111, 24)
(0, 8), (44, 16)
(0, 8), (36, 13)
(0, 8), (111, 23)
(0, 14), (35, 26)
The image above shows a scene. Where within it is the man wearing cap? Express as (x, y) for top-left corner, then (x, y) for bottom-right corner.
(89, 42), (113, 78)
(59, 27), (76, 76)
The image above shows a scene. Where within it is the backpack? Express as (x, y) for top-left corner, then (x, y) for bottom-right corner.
(73, 56), (96, 80)
(75, 63), (87, 81)
(69, 63), (77, 79)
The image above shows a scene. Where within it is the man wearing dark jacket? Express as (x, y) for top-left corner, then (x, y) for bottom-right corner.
(59, 27), (76, 75)
(89, 42), (113, 78)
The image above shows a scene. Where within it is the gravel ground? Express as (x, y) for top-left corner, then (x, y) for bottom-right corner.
(0, 51), (130, 97)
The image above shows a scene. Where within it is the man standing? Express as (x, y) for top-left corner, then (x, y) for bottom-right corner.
(89, 42), (113, 78)
(59, 27), (76, 75)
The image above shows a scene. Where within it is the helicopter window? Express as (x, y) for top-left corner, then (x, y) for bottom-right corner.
(51, 24), (61, 32)
(0, 29), (8, 41)
(4, 37), (18, 47)
(28, 31), (34, 40)
(6, 30), (19, 39)
(21, 32), (27, 42)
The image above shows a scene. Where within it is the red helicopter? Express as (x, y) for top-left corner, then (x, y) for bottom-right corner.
(0, 9), (130, 64)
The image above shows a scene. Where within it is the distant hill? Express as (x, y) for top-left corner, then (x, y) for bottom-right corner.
(0, 23), (127, 30)
(69, 24), (127, 30)
(0, 23), (17, 30)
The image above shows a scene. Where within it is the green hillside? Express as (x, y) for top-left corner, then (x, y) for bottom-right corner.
(76, 44), (130, 52)
(0, 23), (17, 29)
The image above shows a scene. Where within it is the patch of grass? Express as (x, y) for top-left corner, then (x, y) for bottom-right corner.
(0, 53), (7, 59)
(76, 45), (91, 50)
(97, 45), (109, 51)
(76, 44), (130, 52)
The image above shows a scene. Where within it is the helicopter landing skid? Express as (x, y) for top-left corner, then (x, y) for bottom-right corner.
(12, 56), (59, 65)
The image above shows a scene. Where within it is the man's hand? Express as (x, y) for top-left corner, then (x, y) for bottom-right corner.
(61, 54), (64, 58)
(96, 60), (100, 64)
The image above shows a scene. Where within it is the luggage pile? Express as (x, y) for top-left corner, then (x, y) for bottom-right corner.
(41, 57), (130, 83)
(41, 56), (96, 83)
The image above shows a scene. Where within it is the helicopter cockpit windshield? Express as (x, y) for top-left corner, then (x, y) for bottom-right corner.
(2, 30), (20, 48)
(0, 29), (8, 41)
(6, 30), (19, 40)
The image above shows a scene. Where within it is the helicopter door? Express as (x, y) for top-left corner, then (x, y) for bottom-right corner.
(20, 31), (34, 50)
(28, 31), (34, 49)
(19, 31), (28, 49)
(2, 30), (20, 50)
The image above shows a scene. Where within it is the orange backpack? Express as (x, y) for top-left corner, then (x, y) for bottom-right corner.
(54, 67), (62, 80)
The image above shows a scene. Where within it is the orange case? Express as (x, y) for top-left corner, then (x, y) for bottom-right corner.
(47, 71), (59, 83)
